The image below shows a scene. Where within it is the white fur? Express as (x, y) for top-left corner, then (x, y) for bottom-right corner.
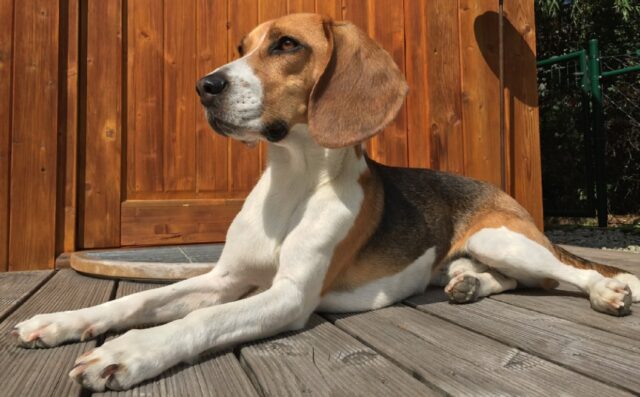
(466, 227), (635, 311)
(318, 247), (436, 312)
(444, 257), (517, 298)
(15, 125), (374, 391)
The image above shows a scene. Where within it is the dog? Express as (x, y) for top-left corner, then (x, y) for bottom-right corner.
(12, 13), (640, 391)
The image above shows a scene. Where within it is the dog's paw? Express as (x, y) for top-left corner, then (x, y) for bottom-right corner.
(69, 329), (163, 391)
(12, 311), (99, 348)
(590, 278), (632, 316)
(445, 274), (481, 303)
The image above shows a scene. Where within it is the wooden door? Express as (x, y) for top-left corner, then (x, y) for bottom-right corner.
(78, 0), (542, 250)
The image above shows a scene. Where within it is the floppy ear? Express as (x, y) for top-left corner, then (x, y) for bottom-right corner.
(308, 22), (408, 148)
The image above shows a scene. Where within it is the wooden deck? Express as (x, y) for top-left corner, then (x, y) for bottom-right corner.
(1, 246), (639, 396)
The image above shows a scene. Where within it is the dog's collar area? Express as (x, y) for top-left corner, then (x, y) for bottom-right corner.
(262, 120), (289, 142)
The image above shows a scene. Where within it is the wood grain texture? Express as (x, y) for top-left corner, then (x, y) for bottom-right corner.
(426, 0), (464, 173)
(314, 0), (343, 20)
(407, 290), (640, 394)
(94, 281), (259, 397)
(227, 0), (261, 192)
(0, 270), (53, 321)
(491, 289), (640, 341)
(61, 0), (80, 253)
(0, 0), (13, 272)
(163, 0), (197, 192)
(127, 0), (164, 195)
(196, 0), (229, 193)
(0, 270), (114, 397)
(288, 0), (315, 13)
(504, 0), (543, 229)
(240, 314), (435, 396)
(81, 0), (122, 249)
(458, 0), (501, 187)
(120, 199), (243, 246)
(366, 0), (407, 167)
(9, 0), (59, 270)
(328, 305), (628, 396)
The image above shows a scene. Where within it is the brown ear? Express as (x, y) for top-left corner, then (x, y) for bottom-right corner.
(308, 22), (408, 148)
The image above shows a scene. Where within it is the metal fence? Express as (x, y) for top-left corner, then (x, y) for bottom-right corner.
(537, 40), (640, 226)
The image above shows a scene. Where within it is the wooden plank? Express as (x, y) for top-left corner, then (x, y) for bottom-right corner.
(491, 289), (640, 341)
(127, 0), (164, 194)
(314, 0), (343, 20)
(196, 0), (229, 192)
(163, 0), (197, 192)
(403, 0), (430, 169)
(288, 0), (315, 13)
(458, 0), (501, 186)
(9, 0), (60, 270)
(423, 0), (464, 173)
(240, 314), (434, 396)
(60, 0), (80, 253)
(0, 270), (114, 397)
(504, 0), (543, 228)
(366, 0), (407, 167)
(94, 281), (258, 397)
(407, 290), (640, 393)
(120, 199), (243, 246)
(228, 0), (261, 192)
(0, 0), (13, 272)
(81, 0), (122, 248)
(0, 270), (53, 321)
(327, 305), (628, 396)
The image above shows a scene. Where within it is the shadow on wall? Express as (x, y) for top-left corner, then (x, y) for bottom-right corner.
(474, 11), (538, 107)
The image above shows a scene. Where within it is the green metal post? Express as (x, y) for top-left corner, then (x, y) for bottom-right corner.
(588, 39), (608, 227)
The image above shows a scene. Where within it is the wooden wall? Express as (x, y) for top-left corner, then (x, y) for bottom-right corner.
(0, 0), (542, 271)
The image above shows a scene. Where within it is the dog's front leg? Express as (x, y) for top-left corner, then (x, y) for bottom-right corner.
(68, 189), (361, 391)
(12, 266), (250, 348)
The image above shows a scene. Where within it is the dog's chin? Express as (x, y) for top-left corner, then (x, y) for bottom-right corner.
(206, 113), (261, 147)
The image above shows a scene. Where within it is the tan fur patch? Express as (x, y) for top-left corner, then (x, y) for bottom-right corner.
(321, 167), (384, 294)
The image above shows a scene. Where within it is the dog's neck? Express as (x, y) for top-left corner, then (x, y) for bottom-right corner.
(266, 124), (367, 188)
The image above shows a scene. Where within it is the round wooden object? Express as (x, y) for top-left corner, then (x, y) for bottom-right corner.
(69, 245), (220, 282)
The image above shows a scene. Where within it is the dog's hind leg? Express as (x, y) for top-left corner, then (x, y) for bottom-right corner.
(466, 226), (637, 316)
(443, 257), (517, 303)
(12, 266), (252, 348)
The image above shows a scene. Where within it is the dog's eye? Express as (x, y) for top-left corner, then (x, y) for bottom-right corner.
(271, 36), (301, 54)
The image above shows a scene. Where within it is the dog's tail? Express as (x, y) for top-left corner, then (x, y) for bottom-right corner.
(553, 244), (640, 300)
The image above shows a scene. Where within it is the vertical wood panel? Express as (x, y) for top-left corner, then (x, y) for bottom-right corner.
(82, 0), (122, 248)
(504, 1), (543, 228)
(9, 0), (59, 269)
(228, 0), (260, 192)
(368, 0), (408, 167)
(163, 0), (197, 192)
(404, 0), (430, 169)
(196, 0), (229, 192)
(127, 0), (164, 194)
(0, 0), (14, 271)
(459, 0), (501, 186)
(61, 0), (79, 253)
(426, 0), (464, 173)
(288, 0), (315, 13)
(315, 0), (343, 19)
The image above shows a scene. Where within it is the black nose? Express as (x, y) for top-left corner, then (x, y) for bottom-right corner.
(196, 72), (228, 106)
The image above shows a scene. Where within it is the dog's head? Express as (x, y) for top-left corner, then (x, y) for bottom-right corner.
(196, 13), (408, 148)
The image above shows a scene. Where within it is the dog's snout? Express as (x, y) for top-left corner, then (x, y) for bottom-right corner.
(196, 72), (228, 106)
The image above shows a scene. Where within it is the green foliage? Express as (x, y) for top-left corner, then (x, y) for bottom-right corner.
(536, 0), (640, 22)
(536, 0), (640, 215)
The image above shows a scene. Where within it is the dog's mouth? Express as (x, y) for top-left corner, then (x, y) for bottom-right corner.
(205, 110), (260, 147)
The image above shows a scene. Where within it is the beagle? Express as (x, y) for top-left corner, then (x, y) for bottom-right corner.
(13, 13), (640, 391)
